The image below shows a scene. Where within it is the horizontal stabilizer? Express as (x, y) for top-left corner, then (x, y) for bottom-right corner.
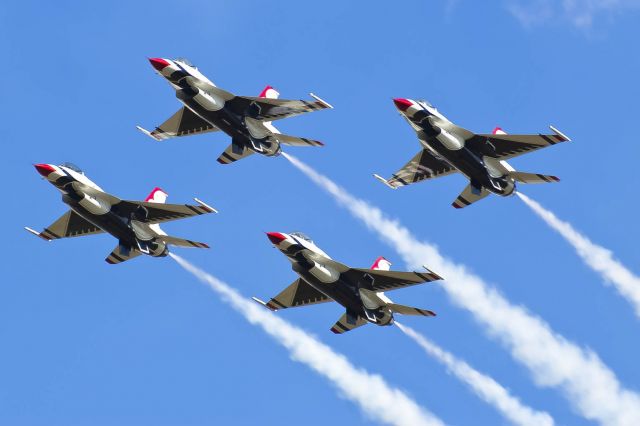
(106, 244), (142, 264)
(160, 235), (210, 249)
(217, 141), (255, 165)
(387, 303), (436, 317)
(330, 312), (368, 334)
(273, 133), (324, 147)
(452, 183), (490, 209)
(510, 172), (560, 184)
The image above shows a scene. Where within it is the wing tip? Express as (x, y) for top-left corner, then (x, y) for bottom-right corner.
(422, 265), (443, 281)
(25, 226), (51, 241)
(549, 125), (571, 142)
(252, 297), (278, 311)
(373, 174), (396, 189)
(330, 326), (342, 334)
(193, 198), (218, 214)
(136, 125), (162, 141)
(309, 93), (334, 109)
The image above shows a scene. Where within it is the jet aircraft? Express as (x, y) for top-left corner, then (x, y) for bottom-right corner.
(26, 163), (216, 264)
(253, 232), (442, 334)
(137, 57), (332, 164)
(374, 99), (571, 208)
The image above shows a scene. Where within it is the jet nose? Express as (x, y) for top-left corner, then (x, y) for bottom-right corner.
(266, 232), (287, 245)
(34, 163), (56, 177)
(148, 57), (170, 71)
(393, 98), (414, 112)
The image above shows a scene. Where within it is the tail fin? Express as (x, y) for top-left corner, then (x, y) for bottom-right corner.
(371, 256), (392, 271)
(492, 126), (507, 135)
(145, 187), (168, 204)
(387, 303), (436, 317)
(145, 187), (168, 234)
(259, 85), (280, 99)
(259, 85), (280, 133)
(510, 172), (560, 184)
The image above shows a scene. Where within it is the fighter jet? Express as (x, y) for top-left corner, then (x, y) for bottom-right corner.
(253, 232), (442, 334)
(26, 163), (216, 264)
(137, 57), (332, 165)
(374, 99), (571, 208)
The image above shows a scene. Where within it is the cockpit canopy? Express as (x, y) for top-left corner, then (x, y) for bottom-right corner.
(174, 57), (196, 68)
(290, 232), (313, 244)
(417, 99), (435, 109)
(60, 162), (84, 175)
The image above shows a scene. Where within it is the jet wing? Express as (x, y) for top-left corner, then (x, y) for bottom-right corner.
(374, 149), (456, 189)
(114, 199), (216, 224)
(345, 268), (442, 292)
(255, 278), (331, 311)
(137, 107), (219, 141)
(27, 210), (104, 240)
(466, 127), (570, 160)
(227, 93), (332, 122)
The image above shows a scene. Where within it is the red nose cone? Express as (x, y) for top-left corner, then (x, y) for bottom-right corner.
(149, 57), (170, 71)
(393, 98), (413, 112)
(34, 163), (55, 177)
(266, 232), (287, 245)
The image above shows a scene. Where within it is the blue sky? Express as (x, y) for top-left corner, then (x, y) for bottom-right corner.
(2, 1), (640, 425)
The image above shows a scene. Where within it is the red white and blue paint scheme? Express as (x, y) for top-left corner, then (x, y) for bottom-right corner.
(374, 99), (571, 208)
(253, 232), (442, 334)
(26, 163), (216, 264)
(137, 57), (332, 164)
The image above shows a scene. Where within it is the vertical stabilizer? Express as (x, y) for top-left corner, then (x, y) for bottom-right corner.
(259, 85), (280, 133)
(144, 187), (168, 235)
(258, 85), (280, 99)
(145, 187), (168, 204)
(371, 256), (392, 271)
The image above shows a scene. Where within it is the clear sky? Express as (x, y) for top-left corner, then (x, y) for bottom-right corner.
(2, 1), (640, 425)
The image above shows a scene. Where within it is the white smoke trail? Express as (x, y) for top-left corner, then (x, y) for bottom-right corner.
(282, 152), (640, 426)
(169, 253), (444, 426)
(516, 192), (640, 318)
(395, 322), (554, 426)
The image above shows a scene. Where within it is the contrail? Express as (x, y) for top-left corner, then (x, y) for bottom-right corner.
(395, 322), (554, 426)
(169, 253), (444, 426)
(516, 192), (640, 318)
(282, 152), (640, 426)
